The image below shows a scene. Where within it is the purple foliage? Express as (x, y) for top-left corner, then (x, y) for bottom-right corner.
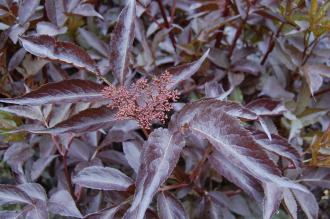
(0, 0), (329, 219)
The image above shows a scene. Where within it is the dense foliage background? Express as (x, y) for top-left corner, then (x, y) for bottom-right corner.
(0, 0), (330, 218)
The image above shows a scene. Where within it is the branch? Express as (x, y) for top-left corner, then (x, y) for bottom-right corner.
(62, 135), (75, 198)
(137, 0), (163, 28)
(227, 4), (250, 62)
(159, 182), (189, 192)
(156, 0), (177, 50)
(215, 0), (230, 48)
(52, 134), (75, 198)
(190, 144), (212, 182)
(260, 23), (284, 65)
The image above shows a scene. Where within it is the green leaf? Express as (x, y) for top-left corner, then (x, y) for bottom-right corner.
(0, 111), (25, 142)
(310, 0), (318, 17)
(319, 1), (330, 17)
(229, 87), (243, 103)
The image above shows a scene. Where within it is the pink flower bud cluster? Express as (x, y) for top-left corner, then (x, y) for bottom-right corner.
(102, 72), (179, 129)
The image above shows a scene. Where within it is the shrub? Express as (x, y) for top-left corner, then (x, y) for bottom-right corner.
(0, 0), (329, 218)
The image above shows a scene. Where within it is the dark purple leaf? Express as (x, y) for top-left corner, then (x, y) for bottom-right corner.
(30, 155), (57, 180)
(0, 211), (21, 219)
(198, 195), (235, 219)
(0, 185), (47, 219)
(0, 106), (43, 121)
(292, 189), (318, 219)
(167, 49), (209, 89)
(171, 98), (257, 131)
(22, 54), (49, 76)
(186, 106), (309, 191)
(79, 28), (109, 57)
(245, 98), (286, 116)
(258, 116), (276, 140)
(232, 59), (261, 75)
(4, 143), (33, 171)
(8, 23), (29, 44)
(157, 191), (188, 219)
(300, 64), (330, 95)
(260, 75), (294, 100)
(145, 209), (159, 219)
(97, 150), (130, 168)
(44, 0), (56, 25)
(123, 128), (185, 219)
(204, 81), (225, 98)
(37, 135), (56, 158)
(8, 48), (26, 72)
(19, 35), (100, 74)
(283, 189), (297, 219)
(0, 185), (33, 205)
(36, 21), (67, 36)
(18, 0), (40, 25)
(3, 124), (46, 134)
(0, 79), (105, 105)
(44, 0), (66, 26)
(99, 121), (139, 146)
(263, 183), (283, 219)
(74, 160), (104, 177)
(299, 168), (330, 188)
(68, 138), (94, 161)
(73, 166), (133, 191)
(251, 129), (302, 168)
(25, 200), (48, 219)
(48, 104), (72, 128)
(122, 140), (142, 174)
(227, 195), (252, 216)
(254, 9), (294, 25)
(41, 106), (116, 134)
(209, 191), (233, 216)
(70, 2), (103, 19)
(48, 190), (83, 218)
(220, 208), (236, 219)
(209, 191), (231, 208)
(84, 202), (128, 219)
(234, 0), (247, 18)
(17, 183), (47, 202)
(209, 150), (263, 201)
(109, 0), (136, 85)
